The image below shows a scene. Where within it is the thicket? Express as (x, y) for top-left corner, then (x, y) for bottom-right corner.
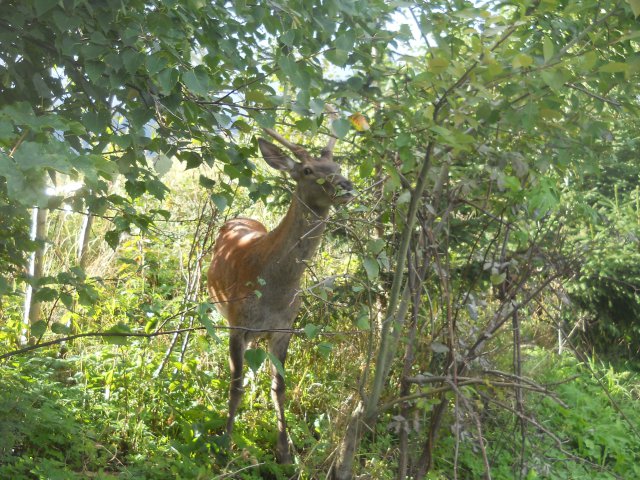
(2, 0), (640, 478)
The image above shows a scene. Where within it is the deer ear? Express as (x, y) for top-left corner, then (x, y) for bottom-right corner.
(258, 139), (297, 172)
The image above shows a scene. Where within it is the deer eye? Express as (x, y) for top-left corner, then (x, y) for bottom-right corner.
(303, 167), (313, 175)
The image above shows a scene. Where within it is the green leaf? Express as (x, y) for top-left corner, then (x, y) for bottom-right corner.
(280, 30), (295, 47)
(335, 30), (356, 52)
(199, 174), (216, 189)
(304, 323), (321, 339)
(0, 119), (13, 139)
(105, 230), (120, 250)
(430, 342), (449, 354)
(182, 69), (210, 96)
(255, 112), (275, 129)
(332, 118), (351, 139)
(326, 49), (349, 66)
(428, 57), (449, 74)
(154, 154), (173, 177)
(104, 322), (131, 345)
(34, 0), (58, 16)
(543, 37), (554, 62)
(580, 51), (598, 72)
(366, 238), (385, 255)
(145, 178), (169, 200)
(616, 31), (640, 42)
(363, 256), (380, 282)
(267, 352), (286, 379)
(57, 292), (72, 309)
(310, 98), (325, 115)
(122, 49), (144, 74)
(82, 111), (108, 134)
(13, 141), (72, 173)
(157, 68), (179, 94)
(277, 55), (310, 88)
(31, 320), (47, 338)
(145, 318), (158, 334)
(197, 302), (219, 340)
(528, 179), (560, 214)
(395, 132), (412, 147)
(34, 287), (58, 302)
(51, 322), (71, 334)
(278, 55), (297, 79)
(0, 152), (47, 206)
(245, 348), (268, 373)
(196, 335), (211, 351)
(145, 53), (168, 75)
(317, 342), (333, 358)
(512, 53), (533, 69)
(78, 284), (99, 306)
(0, 276), (10, 295)
(599, 62), (628, 73)
(52, 9), (81, 31)
(32, 74), (52, 99)
(501, 175), (521, 192)
(541, 69), (566, 91)
(627, 0), (640, 17)
(490, 272), (507, 285)
(356, 314), (370, 330)
(213, 112), (233, 128)
(210, 193), (229, 211)
(397, 190), (411, 205)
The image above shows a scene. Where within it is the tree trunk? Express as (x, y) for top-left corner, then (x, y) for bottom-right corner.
(77, 209), (93, 269)
(22, 206), (48, 344)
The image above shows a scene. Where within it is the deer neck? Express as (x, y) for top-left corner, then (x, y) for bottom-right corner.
(263, 192), (329, 285)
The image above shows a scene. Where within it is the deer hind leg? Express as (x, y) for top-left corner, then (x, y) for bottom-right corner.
(227, 332), (246, 436)
(269, 333), (293, 463)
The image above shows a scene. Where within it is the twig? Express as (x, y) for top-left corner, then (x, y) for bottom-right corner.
(567, 83), (622, 108)
(214, 462), (265, 479)
(9, 129), (29, 157)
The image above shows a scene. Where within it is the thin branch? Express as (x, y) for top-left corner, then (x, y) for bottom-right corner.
(0, 325), (365, 361)
(567, 83), (622, 107)
(9, 129), (29, 157)
(379, 378), (563, 412)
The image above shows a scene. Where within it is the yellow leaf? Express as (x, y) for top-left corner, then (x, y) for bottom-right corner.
(349, 113), (370, 132)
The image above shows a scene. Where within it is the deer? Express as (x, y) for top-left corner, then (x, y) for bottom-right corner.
(207, 121), (354, 463)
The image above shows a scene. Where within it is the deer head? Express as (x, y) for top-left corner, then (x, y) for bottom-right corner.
(258, 128), (354, 212)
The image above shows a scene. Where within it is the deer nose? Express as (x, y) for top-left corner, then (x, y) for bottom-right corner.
(338, 179), (354, 192)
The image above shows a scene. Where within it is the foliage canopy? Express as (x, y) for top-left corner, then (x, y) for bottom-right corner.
(2, 0), (640, 478)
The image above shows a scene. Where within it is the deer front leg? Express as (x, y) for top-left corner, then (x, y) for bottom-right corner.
(227, 332), (246, 436)
(269, 333), (293, 463)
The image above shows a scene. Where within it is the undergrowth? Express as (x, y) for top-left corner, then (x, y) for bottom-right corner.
(1, 344), (639, 479)
(424, 350), (640, 479)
